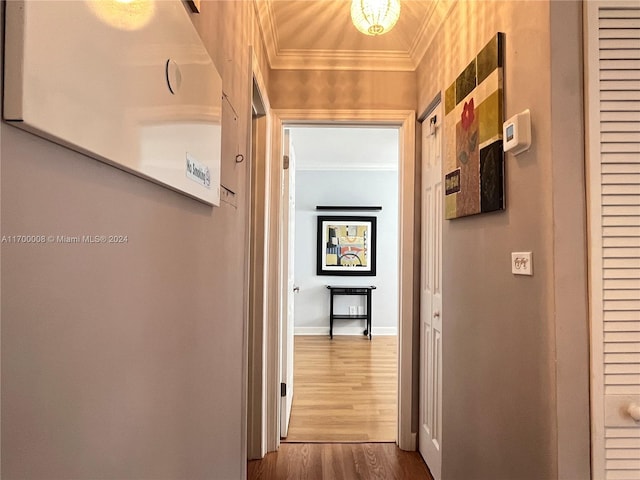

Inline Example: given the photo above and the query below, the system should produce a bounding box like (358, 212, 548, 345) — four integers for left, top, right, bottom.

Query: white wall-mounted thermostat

(503, 109, 531, 155)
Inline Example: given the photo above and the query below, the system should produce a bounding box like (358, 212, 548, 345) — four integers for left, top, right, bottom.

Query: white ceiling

(289, 127, 399, 171)
(255, 0, 454, 71)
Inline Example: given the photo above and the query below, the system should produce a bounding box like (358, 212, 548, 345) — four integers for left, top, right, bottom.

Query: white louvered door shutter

(586, 2, 640, 479)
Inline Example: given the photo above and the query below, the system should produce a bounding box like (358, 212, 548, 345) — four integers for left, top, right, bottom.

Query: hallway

(247, 443, 433, 480)
(0, 0, 610, 478)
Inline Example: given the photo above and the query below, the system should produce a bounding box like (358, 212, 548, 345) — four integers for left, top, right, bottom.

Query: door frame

(279, 129, 295, 438)
(245, 48, 271, 461)
(418, 100, 443, 479)
(585, 3, 605, 474)
(265, 108, 417, 451)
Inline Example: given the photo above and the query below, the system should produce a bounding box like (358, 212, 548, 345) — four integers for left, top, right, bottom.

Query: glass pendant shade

(351, 0, 401, 36)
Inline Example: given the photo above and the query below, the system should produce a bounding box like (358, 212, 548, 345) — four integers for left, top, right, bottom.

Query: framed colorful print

(317, 216, 377, 276)
(443, 32, 506, 219)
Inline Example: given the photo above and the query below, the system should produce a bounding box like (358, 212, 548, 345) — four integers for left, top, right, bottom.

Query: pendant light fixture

(350, 0, 401, 36)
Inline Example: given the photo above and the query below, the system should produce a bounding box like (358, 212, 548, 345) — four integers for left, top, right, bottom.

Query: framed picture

(317, 216, 377, 276)
(443, 32, 505, 219)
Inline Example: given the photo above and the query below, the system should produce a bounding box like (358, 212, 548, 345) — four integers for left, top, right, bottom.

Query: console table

(326, 285, 376, 340)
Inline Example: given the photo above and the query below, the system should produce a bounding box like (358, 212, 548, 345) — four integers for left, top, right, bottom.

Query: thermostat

(503, 109, 531, 155)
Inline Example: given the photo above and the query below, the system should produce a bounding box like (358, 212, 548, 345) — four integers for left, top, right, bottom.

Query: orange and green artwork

(444, 33, 505, 219)
(317, 216, 377, 276)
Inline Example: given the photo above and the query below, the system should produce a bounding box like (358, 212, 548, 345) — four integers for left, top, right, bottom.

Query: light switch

(512, 252, 533, 276)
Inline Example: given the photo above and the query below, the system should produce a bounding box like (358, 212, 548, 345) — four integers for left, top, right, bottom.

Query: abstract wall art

(444, 33, 505, 219)
(317, 216, 377, 276)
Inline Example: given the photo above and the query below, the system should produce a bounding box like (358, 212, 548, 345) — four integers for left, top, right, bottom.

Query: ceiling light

(351, 0, 401, 36)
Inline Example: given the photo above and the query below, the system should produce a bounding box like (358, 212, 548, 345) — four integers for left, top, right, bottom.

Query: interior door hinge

(283, 155, 289, 170)
(429, 115, 437, 135)
(281, 382, 287, 397)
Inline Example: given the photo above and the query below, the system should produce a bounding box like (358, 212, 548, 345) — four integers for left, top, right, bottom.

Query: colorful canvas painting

(317, 216, 377, 276)
(444, 33, 505, 219)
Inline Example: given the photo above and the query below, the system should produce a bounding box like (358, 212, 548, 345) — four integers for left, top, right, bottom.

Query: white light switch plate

(512, 252, 533, 275)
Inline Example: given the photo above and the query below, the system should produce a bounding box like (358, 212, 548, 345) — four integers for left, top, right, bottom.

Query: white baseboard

(294, 326, 397, 336)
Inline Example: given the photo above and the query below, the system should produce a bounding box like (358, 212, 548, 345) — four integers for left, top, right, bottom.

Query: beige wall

(269, 69, 416, 110)
(0, 1, 267, 478)
(416, 1, 589, 479)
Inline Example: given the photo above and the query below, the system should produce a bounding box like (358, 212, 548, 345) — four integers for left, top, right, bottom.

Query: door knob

(433, 311, 440, 318)
(628, 403, 640, 422)
(293, 286, 300, 293)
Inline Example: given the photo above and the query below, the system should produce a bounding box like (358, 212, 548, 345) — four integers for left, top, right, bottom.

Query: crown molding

(407, 0, 438, 63)
(410, 0, 457, 67)
(255, 0, 455, 72)
(254, 0, 279, 69)
(270, 48, 415, 71)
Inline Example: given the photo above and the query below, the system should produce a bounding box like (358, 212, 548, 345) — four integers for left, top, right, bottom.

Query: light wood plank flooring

(283, 335, 397, 443)
(247, 443, 434, 480)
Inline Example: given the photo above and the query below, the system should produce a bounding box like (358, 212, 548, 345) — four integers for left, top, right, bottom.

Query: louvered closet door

(586, 3, 640, 479)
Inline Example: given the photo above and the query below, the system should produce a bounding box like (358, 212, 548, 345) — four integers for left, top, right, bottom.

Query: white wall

(293, 169, 399, 336)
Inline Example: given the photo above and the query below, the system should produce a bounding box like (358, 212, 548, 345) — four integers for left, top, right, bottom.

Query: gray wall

(1, 2, 267, 478)
(2, 127, 246, 479)
(294, 169, 399, 335)
(416, 1, 590, 479)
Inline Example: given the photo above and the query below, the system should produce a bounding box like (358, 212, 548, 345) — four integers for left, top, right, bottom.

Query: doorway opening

(250, 108, 416, 455)
(281, 125, 400, 443)
(245, 59, 271, 462)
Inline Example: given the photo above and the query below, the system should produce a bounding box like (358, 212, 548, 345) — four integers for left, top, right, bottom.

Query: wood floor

(247, 443, 434, 480)
(284, 335, 397, 443)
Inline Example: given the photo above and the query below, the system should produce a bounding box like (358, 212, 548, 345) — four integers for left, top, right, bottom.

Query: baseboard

(294, 326, 397, 336)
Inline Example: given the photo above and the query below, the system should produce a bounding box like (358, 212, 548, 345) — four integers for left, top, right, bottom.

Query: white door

(419, 104, 443, 479)
(585, 3, 640, 478)
(280, 129, 296, 438)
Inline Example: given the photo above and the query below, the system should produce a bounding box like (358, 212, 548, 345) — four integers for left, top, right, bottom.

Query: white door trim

(279, 129, 295, 438)
(418, 101, 443, 479)
(585, 3, 605, 473)
(265, 108, 417, 451)
(245, 48, 273, 460)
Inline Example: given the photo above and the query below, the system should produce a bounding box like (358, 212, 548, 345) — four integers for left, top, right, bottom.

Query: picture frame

(317, 215, 377, 276)
(443, 32, 506, 219)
